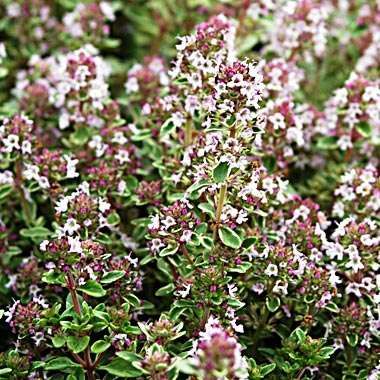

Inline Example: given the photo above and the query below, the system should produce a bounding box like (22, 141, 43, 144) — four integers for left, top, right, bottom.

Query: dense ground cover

(1, 1, 380, 379)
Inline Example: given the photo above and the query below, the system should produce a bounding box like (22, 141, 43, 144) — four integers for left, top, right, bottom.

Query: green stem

(213, 184, 227, 240)
(15, 158, 32, 225)
(251, 306, 270, 352)
(65, 273, 95, 380)
(184, 117, 192, 148)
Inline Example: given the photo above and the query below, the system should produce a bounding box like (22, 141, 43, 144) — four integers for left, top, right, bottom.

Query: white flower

(59, 113, 70, 130)
(98, 198, 111, 213)
(39, 240, 49, 251)
(3, 134, 20, 152)
(63, 217, 81, 235)
(125, 77, 139, 93)
(180, 230, 192, 243)
(273, 280, 288, 295)
(148, 214, 160, 230)
(151, 238, 165, 252)
(346, 255, 364, 273)
(162, 216, 176, 230)
(264, 263, 278, 277)
(68, 236, 83, 253)
(55, 197, 69, 213)
(115, 150, 131, 165)
(32, 331, 46, 347)
(64, 154, 79, 178)
(227, 283, 238, 298)
(178, 284, 192, 298)
(21, 140, 32, 154)
(23, 164, 40, 181)
(361, 234, 375, 246)
(33, 295, 49, 309)
(38, 176, 50, 189)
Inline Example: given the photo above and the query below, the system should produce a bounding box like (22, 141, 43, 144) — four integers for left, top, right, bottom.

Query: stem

(179, 243, 194, 266)
(92, 332, 116, 368)
(199, 304, 211, 331)
(251, 306, 270, 352)
(345, 344, 353, 368)
(230, 123, 236, 139)
(295, 366, 307, 380)
(185, 117, 192, 147)
(65, 272, 95, 380)
(168, 260, 179, 281)
(66, 272, 82, 315)
(213, 184, 227, 240)
(72, 352, 87, 367)
(15, 158, 32, 225)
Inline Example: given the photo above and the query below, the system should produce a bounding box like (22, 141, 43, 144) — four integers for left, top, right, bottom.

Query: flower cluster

(189, 315, 248, 380)
(62, 2, 115, 46)
(321, 72, 380, 153)
(3, 3, 380, 380)
(147, 199, 199, 255)
(266, 0, 329, 60)
(125, 56, 169, 106)
(332, 164, 380, 219)
(0, 114, 35, 158)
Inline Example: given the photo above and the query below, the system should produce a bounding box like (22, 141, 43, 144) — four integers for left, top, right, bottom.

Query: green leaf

(99, 357, 143, 377)
(52, 335, 66, 348)
(124, 294, 141, 308)
(253, 209, 268, 217)
(116, 351, 144, 362)
(107, 211, 121, 226)
(176, 358, 197, 375)
(228, 262, 252, 273)
(320, 347, 335, 358)
(159, 119, 176, 139)
(41, 271, 65, 285)
(212, 161, 230, 183)
(0, 67, 8, 79)
(263, 156, 277, 174)
(159, 244, 179, 257)
(91, 340, 111, 354)
(227, 298, 245, 309)
(0, 184, 13, 200)
(126, 175, 138, 191)
(242, 237, 258, 249)
(101, 270, 126, 284)
(266, 296, 280, 312)
(346, 334, 358, 347)
(325, 302, 339, 313)
(67, 367, 85, 380)
(94, 232, 112, 245)
(0, 368, 12, 375)
(20, 227, 52, 238)
(260, 363, 276, 376)
(32, 361, 46, 369)
(356, 121, 372, 138)
(317, 136, 338, 150)
(67, 335, 90, 354)
(155, 283, 176, 296)
(218, 226, 241, 249)
(198, 203, 215, 217)
(72, 125, 91, 145)
(45, 357, 81, 371)
(187, 179, 212, 195)
(294, 328, 306, 343)
(78, 280, 106, 297)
